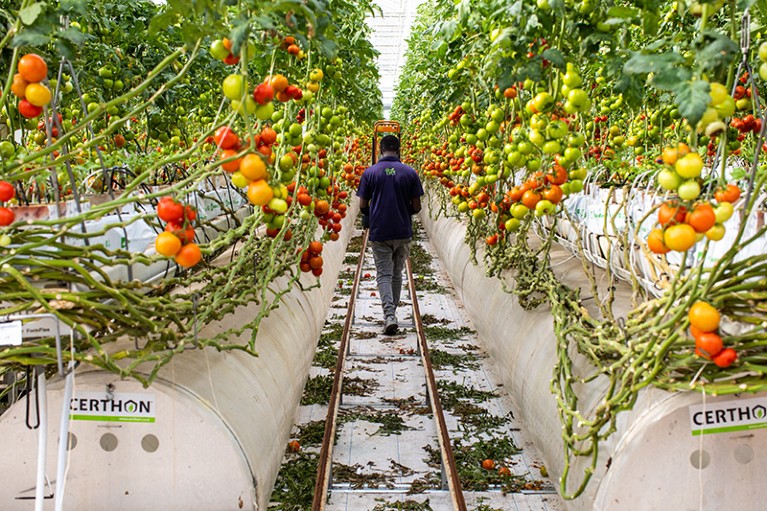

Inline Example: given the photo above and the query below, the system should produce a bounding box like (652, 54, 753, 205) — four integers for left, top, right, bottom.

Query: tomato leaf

(624, 51, 685, 75)
(642, 10, 660, 36)
(228, 18, 250, 54)
(57, 26, 88, 46)
(652, 67, 692, 90)
(541, 48, 566, 71)
(694, 31, 739, 72)
(19, 2, 44, 26)
(11, 30, 51, 48)
(614, 73, 644, 107)
(738, 0, 758, 9)
(607, 6, 639, 18)
(148, 11, 179, 36)
(673, 80, 710, 127)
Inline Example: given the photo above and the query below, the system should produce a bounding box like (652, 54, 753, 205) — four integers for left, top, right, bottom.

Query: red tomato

(18, 99, 42, 119)
(213, 126, 239, 150)
(712, 347, 737, 368)
(253, 82, 274, 105)
(0, 207, 15, 226)
(157, 198, 184, 223)
(0, 181, 15, 202)
(165, 222, 195, 244)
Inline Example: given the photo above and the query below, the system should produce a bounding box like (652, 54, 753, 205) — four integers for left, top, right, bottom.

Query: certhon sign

(689, 396, 767, 436)
(70, 391, 156, 423)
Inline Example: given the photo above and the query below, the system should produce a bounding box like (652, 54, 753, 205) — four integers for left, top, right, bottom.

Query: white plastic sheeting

(420, 196, 767, 511)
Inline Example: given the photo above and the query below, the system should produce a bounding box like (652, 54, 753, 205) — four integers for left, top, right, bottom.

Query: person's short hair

(380, 135, 400, 154)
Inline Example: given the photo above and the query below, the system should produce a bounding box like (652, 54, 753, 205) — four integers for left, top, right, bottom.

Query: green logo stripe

(70, 414, 154, 423)
(692, 421, 767, 436)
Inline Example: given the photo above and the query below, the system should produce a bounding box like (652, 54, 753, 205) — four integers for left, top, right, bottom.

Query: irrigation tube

(55, 361, 75, 511)
(34, 369, 47, 511)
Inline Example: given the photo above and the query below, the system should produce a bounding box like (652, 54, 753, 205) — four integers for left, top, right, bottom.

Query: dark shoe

(384, 317, 398, 335)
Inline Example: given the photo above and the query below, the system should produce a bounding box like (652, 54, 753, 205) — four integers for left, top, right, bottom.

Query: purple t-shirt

(356, 156, 424, 242)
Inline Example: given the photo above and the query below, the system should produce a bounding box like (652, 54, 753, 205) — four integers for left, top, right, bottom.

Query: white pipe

(35, 370, 47, 511)
(54, 363, 75, 511)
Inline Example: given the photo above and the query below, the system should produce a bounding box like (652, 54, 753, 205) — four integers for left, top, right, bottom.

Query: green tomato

(0, 140, 15, 159)
(705, 223, 726, 241)
(567, 132, 586, 147)
(714, 201, 734, 223)
(542, 140, 561, 155)
(210, 40, 229, 60)
(232, 170, 248, 188)
(279, 154, 295, 171)
(677, 180, 701, 201)
(255, 101, 275, 121)
(527, 158, 541, 171)
(562, 71, 582, 88)
(528, 130, 545, 147)
(535, 199, 556, 217)
(657, 168, 682, 191)
(511, 203, 529, 220)
(289, 123, 303, 137)
(568, 167, 587, 180)
(532, 92, 554, 112)
(222, 74, 246, 101)
(759, 41, 767, 62)
(0, 233, 11, 247)
(505, 217, 521, 232)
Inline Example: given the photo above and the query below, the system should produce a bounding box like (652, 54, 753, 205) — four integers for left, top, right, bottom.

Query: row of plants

(0, 1, 382, 385)
(392, 0, 767, 500)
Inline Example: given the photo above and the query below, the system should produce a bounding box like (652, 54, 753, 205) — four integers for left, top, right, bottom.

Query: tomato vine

(394, 0, 767, 499)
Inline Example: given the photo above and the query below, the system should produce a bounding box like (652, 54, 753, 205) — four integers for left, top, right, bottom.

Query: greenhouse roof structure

(366, 0, 427, 118)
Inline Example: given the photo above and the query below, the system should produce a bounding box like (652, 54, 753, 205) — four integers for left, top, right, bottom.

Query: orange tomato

(239, 153, 268, 181)
(521, 189, 541, 209)
(663, 223, 696, 251)
(688, 301, 720, 332)
(18, 54, 47, 83)
(647, 228, 670, 254)
(658, 201, 687, 227)
(542, 184, 563, 204)
(247, 179, 274, 206)
(174, 242, 202, 268)
(220, 149, 242, 173)
(10, 73, 28, 98)
(314, 199, 330, 215)
(686, 203, 716, 233)
(714, 183, 741, 203)
(155, 231, 182, 256)
(695, 332, 723, 360)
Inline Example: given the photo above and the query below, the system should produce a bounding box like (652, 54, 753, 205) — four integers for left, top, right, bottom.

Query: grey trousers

(370, 238, 411, 320)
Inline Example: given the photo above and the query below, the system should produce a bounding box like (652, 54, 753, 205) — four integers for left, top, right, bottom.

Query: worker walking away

(357, 134, 424, 335)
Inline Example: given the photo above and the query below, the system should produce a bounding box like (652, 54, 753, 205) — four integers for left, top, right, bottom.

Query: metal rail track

(311, 231, 467, 511)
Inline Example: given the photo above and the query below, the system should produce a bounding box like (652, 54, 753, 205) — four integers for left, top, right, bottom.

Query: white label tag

(0, 320, 23, 346)
(690, 396, 767, 436)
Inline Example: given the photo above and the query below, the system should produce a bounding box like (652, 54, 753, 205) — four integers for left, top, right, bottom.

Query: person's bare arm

(360, 197, 370, 214)
(411, 196, 421, 215)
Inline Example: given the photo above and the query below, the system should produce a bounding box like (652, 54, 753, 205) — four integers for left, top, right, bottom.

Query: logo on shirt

(385, 167, 396, 176)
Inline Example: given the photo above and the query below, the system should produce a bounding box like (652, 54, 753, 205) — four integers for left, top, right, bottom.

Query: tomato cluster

(154, 197, 201, 268)
(688, 301, 737, 368)
(0, 181, 16, 228)
(648, 168, 740, 254)
(299, 240, 324, 276)
(11, 54, 51, 119)
(209, 37, 245, 66)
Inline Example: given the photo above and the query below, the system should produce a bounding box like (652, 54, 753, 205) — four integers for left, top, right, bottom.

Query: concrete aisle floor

(270, 223, 564, 511)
